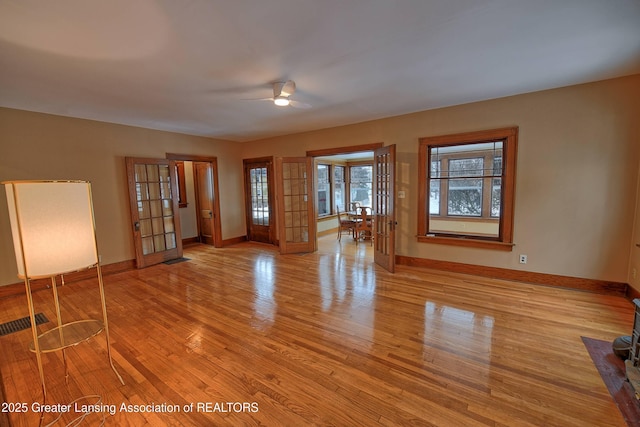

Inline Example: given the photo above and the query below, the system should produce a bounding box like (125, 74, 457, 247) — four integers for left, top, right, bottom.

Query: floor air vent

(0, 313, 49, 336)
(163, 257, 190, 265)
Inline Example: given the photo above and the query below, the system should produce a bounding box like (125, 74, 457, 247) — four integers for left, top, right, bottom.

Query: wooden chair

(336, 206, 356, 241)
(354, 206, 374, 246)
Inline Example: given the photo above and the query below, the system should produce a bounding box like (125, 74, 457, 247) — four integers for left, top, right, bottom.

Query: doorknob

(134, 221, 140, 231)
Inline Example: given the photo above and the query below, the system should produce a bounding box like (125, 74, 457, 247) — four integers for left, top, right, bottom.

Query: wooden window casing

(418, 127, 518, 251)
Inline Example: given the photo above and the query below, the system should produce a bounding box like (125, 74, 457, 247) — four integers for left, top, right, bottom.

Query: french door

(276, 157, 316, 254)
(373, 145, 396, 272)
(244, 158, 275, 244)
(125, 157, 183, 268)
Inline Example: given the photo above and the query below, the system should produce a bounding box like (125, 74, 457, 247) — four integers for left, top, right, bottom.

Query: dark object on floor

(163, 257, 191, 265)
(582, 336, 640, 427)
(0, 313, 49, 336)
(614, 336, 633, 359)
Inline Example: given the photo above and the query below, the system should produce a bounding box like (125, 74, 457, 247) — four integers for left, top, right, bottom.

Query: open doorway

(314, 153, 373, 236)
(315, 153, 376, 262)
(307, 143, 397, 272)
(167, 154, 222, 247)
(307, 143, 383, 259)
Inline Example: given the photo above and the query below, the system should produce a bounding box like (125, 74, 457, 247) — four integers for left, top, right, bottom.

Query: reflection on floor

(0, 235, 633, 426)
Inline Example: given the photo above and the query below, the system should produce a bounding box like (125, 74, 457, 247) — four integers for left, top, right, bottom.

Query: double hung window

(334, 166, 346, 212)
(317, 164, 331, 216)
(350, 165, 373, 208)
(316, 162, 373, 217)
(418, 127, 517, 250)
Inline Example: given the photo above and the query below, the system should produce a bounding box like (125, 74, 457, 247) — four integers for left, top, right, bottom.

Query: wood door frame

(193, 161, 215, 245)
(166, 153, 223, 248)
(306, 142, 384, 243)
(307, 142, 396, 271)
(306, 142, 384, 158)
(243, 156, 276, 245)
(307, 143, 384, 220)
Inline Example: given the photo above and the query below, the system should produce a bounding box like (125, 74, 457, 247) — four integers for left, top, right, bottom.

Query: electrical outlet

(633, 268, 638, 279)
(519, 254, 527, 264)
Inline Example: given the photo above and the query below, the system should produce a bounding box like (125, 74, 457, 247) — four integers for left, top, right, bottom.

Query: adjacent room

(1, 1, 640, 426)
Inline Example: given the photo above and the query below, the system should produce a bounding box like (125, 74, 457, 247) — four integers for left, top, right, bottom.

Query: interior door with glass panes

(125, 157, 183, 268)
(373, 145, 396, 272)
(244, 158, 274, 244)
(276, 157, 316, 254)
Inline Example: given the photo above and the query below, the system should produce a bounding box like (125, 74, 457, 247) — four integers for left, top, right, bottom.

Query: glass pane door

(276, 157, 316, 254)
(244, 159, 274, 244)
(374, 145, 396, 272)
(126, 157, 183, 268)
(135, 163, 177, 255)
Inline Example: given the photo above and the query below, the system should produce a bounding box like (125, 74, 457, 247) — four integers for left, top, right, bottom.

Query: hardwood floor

(0, 236, 634, 426)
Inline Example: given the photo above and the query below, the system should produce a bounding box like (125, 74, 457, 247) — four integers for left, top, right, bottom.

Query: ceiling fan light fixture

(274, 95, 290, 107)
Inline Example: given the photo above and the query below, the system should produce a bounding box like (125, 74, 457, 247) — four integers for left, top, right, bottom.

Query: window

(249, 166, 269, 225)
(429, 160, 441, 215)
(334, 165, 345, 213)
(313, 160, 374, 217)
(447, 157, 484, 216)
(317, 164, 331, 216)
(350, 165, 373, 208)
(418, 127, 518, 250)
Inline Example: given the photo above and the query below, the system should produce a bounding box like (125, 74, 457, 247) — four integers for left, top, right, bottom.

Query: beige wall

(2, 75, 638, 288)
(243, 75, 640, 284)
(0, 108, 246, 286)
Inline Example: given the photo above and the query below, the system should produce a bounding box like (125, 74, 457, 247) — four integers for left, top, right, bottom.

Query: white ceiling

(1, 1, 639, 142)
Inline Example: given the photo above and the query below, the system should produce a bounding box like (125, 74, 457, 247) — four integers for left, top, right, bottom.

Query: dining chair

(336, 206, 356, 241)
(354, 206, 374, 245)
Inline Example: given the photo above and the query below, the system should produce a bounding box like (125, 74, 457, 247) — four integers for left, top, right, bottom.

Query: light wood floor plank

(0, 236, 633, 426)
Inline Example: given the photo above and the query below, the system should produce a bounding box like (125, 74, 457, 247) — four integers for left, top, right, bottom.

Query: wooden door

(244, 159, 274, 244)
(194, 162, 214, 245)
(125, 157, 183, 268)
(276, 157, 316, 254)
(373, 145, 396, 272)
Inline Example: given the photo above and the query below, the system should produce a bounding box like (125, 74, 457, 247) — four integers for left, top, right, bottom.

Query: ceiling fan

(260, 80, 311, 109)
